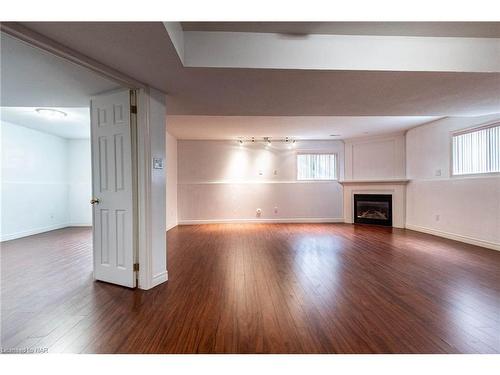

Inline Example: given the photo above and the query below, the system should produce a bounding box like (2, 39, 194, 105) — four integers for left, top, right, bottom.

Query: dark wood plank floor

(1, 224, 499, 353)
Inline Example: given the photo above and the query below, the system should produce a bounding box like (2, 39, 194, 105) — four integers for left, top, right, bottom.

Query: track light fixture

(234, 137, 298, 146)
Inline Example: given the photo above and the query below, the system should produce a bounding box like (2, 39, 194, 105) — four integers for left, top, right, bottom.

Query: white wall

(177, 140, 344, 223)
(184, 31, 500, 72)
(1, 121, 91, 241)
(67, 139, 92, 225)
(344, 132, 406, 180)
(166, 131, 178, 230)
(146, 88, 167, 285)
(406, 115, 500, 250)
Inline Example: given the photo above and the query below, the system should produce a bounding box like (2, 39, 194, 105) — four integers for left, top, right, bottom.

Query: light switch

(153, 157, 164, 169)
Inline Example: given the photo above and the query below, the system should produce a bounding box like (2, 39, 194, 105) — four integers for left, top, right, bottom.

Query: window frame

(450, 121, 500, 178)
(296, 151, 339, 181)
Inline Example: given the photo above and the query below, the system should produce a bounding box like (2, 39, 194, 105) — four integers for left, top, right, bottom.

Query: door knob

(90, 198, 100, 205)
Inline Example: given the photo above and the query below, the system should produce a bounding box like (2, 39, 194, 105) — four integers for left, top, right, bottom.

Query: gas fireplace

(353, 194, 392, 226)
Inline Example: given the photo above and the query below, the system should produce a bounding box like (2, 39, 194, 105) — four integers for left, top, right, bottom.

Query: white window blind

(452, 124, 500, 176)
(297, 154, 337, 180)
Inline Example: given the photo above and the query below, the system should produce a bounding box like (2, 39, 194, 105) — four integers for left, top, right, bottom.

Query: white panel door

(90, 90, 135, 288)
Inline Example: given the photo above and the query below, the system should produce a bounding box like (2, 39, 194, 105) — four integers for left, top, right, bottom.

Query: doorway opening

(1, 106, 93, 240)
(0, 30, 135, 318)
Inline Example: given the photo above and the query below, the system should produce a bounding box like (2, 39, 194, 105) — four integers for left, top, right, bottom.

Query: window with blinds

(452, 124, 500, 176)
(297, 153, 337, 180)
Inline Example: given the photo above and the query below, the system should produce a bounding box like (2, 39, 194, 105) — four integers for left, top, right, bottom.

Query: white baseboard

(405, 224, 500, 251)
(166, 223, 178, 231)
(178, 217, 345, 225)
(1, 223, 69, 242)
(68, 223, 92, 227)
(151, 270, 168, 288)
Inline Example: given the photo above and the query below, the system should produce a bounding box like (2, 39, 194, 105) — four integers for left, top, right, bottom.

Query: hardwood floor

(1, 224, 499, 353)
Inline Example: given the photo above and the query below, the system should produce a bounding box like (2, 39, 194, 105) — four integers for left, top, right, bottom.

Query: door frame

(136, 87, 155, 289)
(1, 22, 144, 89)
(2, 23, 164, 289)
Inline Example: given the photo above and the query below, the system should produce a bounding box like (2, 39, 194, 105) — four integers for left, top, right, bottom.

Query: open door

(90, 89, 136, 288)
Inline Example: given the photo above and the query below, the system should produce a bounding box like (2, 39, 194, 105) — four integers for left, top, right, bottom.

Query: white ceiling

(1, 107, 90, 139)
(0, 33, 119, 107)
(6, 22, 500, 141)
(181, 22, 500, 38)
(16, 22, 500, 116)
(167, 115, 443, 140)
(165, 69, 500, 117)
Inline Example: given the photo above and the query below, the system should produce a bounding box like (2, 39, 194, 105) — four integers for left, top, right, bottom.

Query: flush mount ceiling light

(329, 134, 341, 137)
(35, 108, 67, 119)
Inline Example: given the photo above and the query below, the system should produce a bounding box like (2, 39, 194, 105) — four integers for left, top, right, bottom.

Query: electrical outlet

(435, 214, 440, 222)
(258, 170, 263, 176)
(274, 170, 278, 175)
(435, 169, 442, 177)
(274, 207, 278, 214)
(256, 208, 262, 217)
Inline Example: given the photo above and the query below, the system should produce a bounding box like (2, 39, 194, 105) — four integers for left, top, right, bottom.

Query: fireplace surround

(353, 194, 393, 226)
(340, 179, 408, 228)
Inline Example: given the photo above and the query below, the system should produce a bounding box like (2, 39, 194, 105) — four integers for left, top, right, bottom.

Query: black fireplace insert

(353, 194, 392, 226)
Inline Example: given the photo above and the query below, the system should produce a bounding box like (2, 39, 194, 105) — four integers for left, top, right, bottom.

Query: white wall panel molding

(344, 133, 406, 181)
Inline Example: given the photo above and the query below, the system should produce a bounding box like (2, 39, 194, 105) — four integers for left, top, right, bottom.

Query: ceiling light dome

(35, 108, 67, 119)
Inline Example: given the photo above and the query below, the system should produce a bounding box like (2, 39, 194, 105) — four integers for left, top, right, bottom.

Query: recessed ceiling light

(35, 108, 67, 119)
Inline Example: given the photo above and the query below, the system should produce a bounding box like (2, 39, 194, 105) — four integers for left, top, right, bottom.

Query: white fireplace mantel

(339, 179, 409, 185)
(341, 179, 408, 228)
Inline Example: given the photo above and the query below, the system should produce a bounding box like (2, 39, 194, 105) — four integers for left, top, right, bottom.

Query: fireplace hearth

(353, 194, 392, 226)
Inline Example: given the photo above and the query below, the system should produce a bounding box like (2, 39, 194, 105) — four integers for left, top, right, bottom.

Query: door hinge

(130, 105, 137, 114)
(133, 263, 139, 272)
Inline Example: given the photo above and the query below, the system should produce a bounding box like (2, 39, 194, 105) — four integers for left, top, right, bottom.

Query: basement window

(297, 153, 337, 180)
(452, 123, 500, 176)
